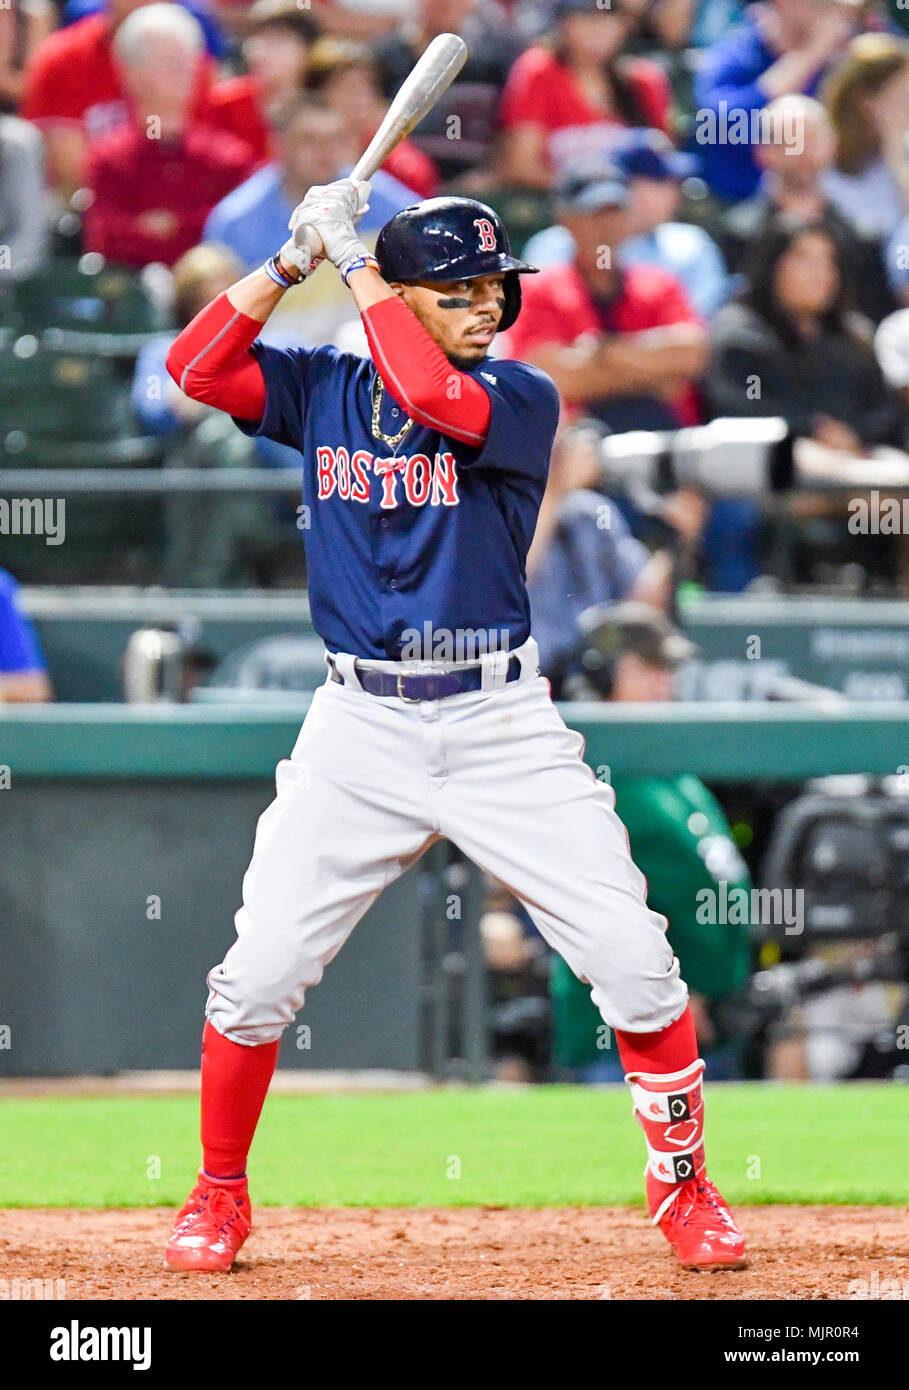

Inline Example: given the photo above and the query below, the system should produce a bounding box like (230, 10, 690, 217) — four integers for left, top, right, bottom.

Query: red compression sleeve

(200, 1020, 279, 1178)
(361, 296, 492, 448)
(614, 1003, 700, 1077)
(166, 291, 267, 421)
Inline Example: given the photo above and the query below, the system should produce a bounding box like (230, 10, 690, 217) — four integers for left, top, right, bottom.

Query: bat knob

(294, 223, 325, 267)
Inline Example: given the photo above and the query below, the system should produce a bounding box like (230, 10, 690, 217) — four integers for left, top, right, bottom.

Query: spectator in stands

(720, 94, 897, 325)
(525, 424, 678, 688)
(0, 113, 48, 278)
(500, 161, 708, 433)
(523, 132, 731, 319)
(822, 33, 909, 240)
(0, 0, 54, 112)
(306, 38, 439, 199)
(372, 0, 521, 184)
(0, 567, 52, 702)
(203, 93, 417, 272)
(23, 0, 219, 196)
(82, 5, 255, 268)
(707, 213, 902, 452)
(693, 0, 860, 202)
(206, 0, 321, 170)
(22, 0, 266, 195)
(496, 0, 672, 189)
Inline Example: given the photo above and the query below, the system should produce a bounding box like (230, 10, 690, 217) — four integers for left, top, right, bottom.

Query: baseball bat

(295, 32, 468, 264)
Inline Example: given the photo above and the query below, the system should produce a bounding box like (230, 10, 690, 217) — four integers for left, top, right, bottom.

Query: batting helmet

(375, 197, 538, 333)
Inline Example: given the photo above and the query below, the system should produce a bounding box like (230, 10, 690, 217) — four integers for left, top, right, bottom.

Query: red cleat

(650, 1172, 747, 1271)
(164, 1171, 251, 1273)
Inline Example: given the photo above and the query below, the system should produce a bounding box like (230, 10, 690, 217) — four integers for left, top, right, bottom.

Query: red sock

(200, 1020, 279, 1179)
(614, 1003, 699, 1077)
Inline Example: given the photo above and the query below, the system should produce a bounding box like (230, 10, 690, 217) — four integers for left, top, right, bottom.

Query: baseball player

(162, 180, 746, 1276)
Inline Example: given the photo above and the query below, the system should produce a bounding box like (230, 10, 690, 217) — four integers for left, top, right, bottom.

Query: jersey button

(379, 518, 389, 528)
(389, 579, 398, 589)
(391, 409, 400, 418)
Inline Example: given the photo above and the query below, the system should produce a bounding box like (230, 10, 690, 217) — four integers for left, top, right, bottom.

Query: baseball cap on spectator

(577, 600, 698, 675)
(246, 0, 320, 44)
(554, 157, 629, 213)
(613, 128, 699, 183)
(874, 308, 909, 388)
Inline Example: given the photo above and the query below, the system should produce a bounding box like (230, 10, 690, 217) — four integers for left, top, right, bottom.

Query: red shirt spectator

(498, 43, 671, 183)
(21, 4, 254, 191)
(83, 120, 254, 268)
(22, 9, 229, 181)
(503, 259, 703, 427)
(23, 12, 144, 144)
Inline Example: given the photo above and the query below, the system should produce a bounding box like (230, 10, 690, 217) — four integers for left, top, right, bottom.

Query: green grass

(0, 1084, 904, 1208)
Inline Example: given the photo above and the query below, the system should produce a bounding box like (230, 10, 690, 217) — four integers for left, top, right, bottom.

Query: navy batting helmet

(374, 197, 538, 333)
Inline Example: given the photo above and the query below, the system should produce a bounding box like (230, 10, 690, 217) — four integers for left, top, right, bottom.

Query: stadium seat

(11, 254, 167, 357)
(0, 337, 164, 467)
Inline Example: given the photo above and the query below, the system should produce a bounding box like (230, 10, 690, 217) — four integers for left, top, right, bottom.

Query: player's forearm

(226, 262, 297, 323)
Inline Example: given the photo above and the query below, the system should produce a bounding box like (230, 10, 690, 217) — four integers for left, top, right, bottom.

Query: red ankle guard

(625, 1059, 706, 1221)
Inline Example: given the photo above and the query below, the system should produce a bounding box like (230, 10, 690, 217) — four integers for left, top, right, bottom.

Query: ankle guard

(625, 1059, 706, 1221)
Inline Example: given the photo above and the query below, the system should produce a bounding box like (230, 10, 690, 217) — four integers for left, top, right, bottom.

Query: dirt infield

(1, 1206, 906, 1300)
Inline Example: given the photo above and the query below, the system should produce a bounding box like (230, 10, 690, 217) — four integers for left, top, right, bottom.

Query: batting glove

(281, 178, 371, 278)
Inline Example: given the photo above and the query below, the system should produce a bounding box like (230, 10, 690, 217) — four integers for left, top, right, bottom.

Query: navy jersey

(235, 343, 560, 660)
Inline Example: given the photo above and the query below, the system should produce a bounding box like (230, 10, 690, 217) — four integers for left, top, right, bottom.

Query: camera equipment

(570, 416, 796, 500)
(715, 778, 909, 1075)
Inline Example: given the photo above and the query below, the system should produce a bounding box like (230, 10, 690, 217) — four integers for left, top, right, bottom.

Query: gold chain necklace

(371, 376, 415, 450)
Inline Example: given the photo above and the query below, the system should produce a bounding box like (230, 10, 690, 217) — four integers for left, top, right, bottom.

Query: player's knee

(206, 952, 321, 1041)
(584, 951, 688, 1034)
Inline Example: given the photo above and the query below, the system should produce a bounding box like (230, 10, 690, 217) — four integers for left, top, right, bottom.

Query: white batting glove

(289, 177, 371, 236)
(284, 178, 374, 281)
(281, 178, 371, 277)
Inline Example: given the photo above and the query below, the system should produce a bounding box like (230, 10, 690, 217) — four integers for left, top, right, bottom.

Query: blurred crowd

(3, 0, 909, 610)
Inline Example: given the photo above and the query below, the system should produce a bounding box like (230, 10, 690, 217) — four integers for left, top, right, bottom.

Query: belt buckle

(397, 671, 421, 703)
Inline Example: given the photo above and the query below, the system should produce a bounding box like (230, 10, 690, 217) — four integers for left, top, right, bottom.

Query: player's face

(393, 274, 507, 361)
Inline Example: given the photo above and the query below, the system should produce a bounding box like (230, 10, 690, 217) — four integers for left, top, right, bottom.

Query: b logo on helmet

(473, 218, 497, 252)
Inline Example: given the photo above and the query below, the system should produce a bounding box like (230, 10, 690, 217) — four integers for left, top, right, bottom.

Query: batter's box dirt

(0, 1207, 906, 1300)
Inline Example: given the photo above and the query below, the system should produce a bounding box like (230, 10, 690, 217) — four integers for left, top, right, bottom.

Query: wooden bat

(295, 32, 468, 262)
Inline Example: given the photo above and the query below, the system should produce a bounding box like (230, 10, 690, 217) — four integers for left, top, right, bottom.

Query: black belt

(329, 654, 523, 701)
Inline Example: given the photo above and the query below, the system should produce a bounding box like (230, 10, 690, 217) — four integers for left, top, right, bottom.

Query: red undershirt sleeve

(361, 296, 492, 448)
(165, 292, 267, 421)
